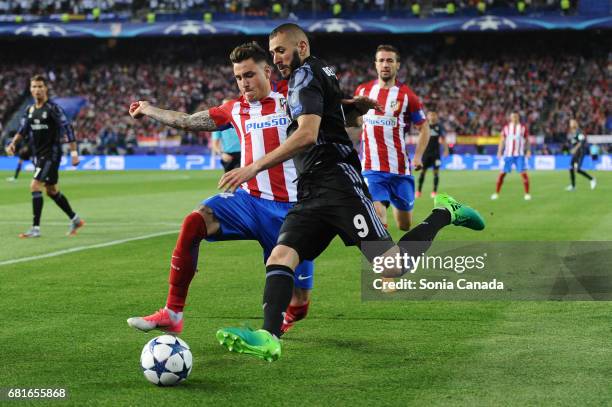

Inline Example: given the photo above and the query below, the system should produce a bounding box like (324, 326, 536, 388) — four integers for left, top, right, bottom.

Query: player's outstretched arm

(129, 101, 218, 132)
(218, 114, 320, 193)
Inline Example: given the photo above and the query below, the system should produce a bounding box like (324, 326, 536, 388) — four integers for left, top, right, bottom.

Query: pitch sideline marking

(0, 221, 180, 226)
(0, 230, 177, 267)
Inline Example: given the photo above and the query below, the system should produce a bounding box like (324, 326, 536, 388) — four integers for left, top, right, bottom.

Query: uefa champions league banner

(0, 16, 610, 38)
(0, 155, 217, 171)
(0, 154, 611, 171)
(442, 154, 612, 171)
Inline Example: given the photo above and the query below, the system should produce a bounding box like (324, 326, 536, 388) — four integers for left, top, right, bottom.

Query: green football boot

(216, 327, 281, 362)
(434, 193, 485, 231)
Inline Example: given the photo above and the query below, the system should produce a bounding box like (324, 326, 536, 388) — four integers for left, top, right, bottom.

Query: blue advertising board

(1, 155, 611, 171)
(0, 16, 610, 38)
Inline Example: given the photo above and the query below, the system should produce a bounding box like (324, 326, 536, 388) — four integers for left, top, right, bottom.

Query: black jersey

(424, 123, 445, 157)
(17, 100, 75, 160)
(286, 56, 354, 176)
(570, 130, 587, 156)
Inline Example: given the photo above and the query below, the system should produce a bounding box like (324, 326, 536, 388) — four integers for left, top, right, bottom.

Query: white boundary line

(0, 230, 178, 267)
(0, 221, 180, 226)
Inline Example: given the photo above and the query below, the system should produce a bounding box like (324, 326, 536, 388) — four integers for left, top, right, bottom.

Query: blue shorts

(202, 188, 314, 289)
(362, 170, 415, 211)
(503, 156, 527, 173)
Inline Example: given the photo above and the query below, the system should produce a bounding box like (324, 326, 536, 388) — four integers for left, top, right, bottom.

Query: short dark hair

(229, 41, 269, 65)
(269, 23, 308, 41)
(375, 45, 401, 61)
(30, 74, 47, 85)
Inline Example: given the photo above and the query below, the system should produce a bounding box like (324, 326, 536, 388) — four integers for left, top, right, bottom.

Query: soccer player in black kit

(5, 75, 84, 238)
(216, 24, 485, 361)
(417, 111, 448, 198)
(566, 119, 596, 191)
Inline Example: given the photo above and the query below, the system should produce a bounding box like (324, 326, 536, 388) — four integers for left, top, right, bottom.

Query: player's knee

(194, 205, 219, 236)
(44, 185, 57, 196)
(30, 180, 42, 192)
(267, 245, 300, 270)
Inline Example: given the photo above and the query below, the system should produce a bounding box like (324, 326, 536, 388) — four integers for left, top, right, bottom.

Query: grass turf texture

(1, 169, 611, 406)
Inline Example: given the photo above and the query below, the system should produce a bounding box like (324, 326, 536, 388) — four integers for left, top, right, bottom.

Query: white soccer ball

(140, 335, 193, 386)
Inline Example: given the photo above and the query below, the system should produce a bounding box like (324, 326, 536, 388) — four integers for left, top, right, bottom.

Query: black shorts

(422, 154, 441, 170)
(277, 162, 393, 262)
(571, 153, 584, 170)
(33, 156, 60, 185)
(221, 152, 241, 173)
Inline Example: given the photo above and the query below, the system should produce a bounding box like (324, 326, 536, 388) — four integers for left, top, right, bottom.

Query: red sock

(383, 224, 388, 229)
(166, 212, 207, 313)
(521, 172, 530, 194)
(495, 173, 506, 193)
(285, 302, 310, 323)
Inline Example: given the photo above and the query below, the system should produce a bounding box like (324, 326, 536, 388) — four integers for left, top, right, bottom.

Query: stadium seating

(0, 0, 572, 18)
(0, 38, 608, 154)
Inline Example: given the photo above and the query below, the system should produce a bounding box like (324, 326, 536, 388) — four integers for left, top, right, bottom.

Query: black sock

(577, 169, 593, 181)
(433, 173, 439, 192)
(569, 169, 576, 187)
(50, 192, 76, 219)
(399, 209, 451, 254)
(32, 191, 43, 227)
(262, 264, 294, 337)
(14, 162, 22, 179)
(417, 171, 425, 193)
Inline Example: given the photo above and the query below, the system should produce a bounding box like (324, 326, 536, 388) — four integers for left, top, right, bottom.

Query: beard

(290, 49, 301, 72)
(379, 71, 394, 82)
(279, 49, 303, 79)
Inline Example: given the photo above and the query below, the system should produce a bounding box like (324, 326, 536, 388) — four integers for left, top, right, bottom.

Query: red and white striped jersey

(354, 80, 426, 175)
(209, 84, 297, 202)
(501, 122, 529, 157)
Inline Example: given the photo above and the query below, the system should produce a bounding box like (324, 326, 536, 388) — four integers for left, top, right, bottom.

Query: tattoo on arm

(182, 110, 218, 131)
(147, 107, 218, 132)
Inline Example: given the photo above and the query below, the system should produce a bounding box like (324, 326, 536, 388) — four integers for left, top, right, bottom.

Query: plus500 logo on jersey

(245, 113, 289, 132)
(363, 115, 398, 128)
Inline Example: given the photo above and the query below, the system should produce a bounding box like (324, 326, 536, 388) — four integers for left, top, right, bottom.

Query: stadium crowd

(336, 52, 609, 138)
(0, 40, 609, 154)
(0, 0, 564, 16)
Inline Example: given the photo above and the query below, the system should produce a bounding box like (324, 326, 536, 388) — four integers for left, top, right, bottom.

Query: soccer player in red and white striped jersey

(126, 42, 313, 335)
(354, 45, 430, 232)
(208, 82, 297, 202)
(353, 45, 430, 293)
(491, 112, 532, 201)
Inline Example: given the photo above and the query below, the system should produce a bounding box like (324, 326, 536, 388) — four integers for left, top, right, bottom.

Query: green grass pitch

(1, 169, 611, 406)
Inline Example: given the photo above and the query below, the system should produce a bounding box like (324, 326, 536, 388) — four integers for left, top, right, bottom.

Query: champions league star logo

(15, 23, 67, 37)
(163, 20, 217, 35)
(308, 19, 363, 33)
(461, 16, 517, 31)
